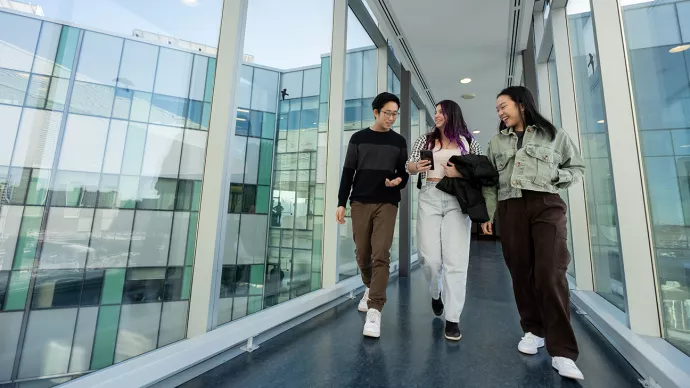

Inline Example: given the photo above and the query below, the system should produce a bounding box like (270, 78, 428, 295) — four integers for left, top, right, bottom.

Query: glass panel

(0, 12, 40, 72)
(339, 15, 378, 279)
(68, 307, 98, 373)
(118, 40, 158, 93)
(216, 0, 332, 326)
(567, 1, 626, 310)
(230, 135, 248, 184)
(76, 31, 123, 86)
(18, 309, 78, 379)
(90, 305, 120, 370)
(620, 0, 690, 355)
(302, 68, 321, 97)
(251, 68, 279, 113)
(244, 138, 261, 185)
(114, 303, 161, 363)
(154, 48, 193, 99)
(158, 301, 188, 347)
(238, 65, 253, 109)
(281, 71, 303, 100)
(32, 22, 62, 76)
(39, 208, 94, 270)
(547, 48, 574, 277)
(60, 115, 109, 173)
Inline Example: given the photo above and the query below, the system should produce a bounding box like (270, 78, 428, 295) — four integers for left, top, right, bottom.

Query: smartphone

(420, 150, 434, 170)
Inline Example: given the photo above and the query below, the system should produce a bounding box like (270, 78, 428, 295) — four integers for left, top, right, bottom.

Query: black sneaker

(432, 296, 444, 316)
(445, 321, 462, 341)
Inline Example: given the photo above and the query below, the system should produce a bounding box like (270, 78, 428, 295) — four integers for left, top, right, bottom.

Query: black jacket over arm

(435, 154, 498, 223)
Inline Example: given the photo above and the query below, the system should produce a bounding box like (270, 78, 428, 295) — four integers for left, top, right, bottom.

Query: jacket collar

(500, 125, 536, 135)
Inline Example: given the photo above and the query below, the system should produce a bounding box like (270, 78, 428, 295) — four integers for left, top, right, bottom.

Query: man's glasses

(381, 110, 399, 119)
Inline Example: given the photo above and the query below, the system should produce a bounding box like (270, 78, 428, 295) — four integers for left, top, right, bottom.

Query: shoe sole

(363, 330, 380, 338)
(444, 333, 462, 341)
(552, 366, 584, 380)
(518, 343, 544, 355)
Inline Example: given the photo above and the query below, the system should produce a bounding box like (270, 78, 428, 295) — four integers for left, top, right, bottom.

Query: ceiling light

(236, 118, 246, 122)
(460, 78, 472, 84)
(681, 145, 690, 148)
(472, 130, 481, 134)
(461, 94, 475, 100)
(182, 0, 199, 5)
(237, 108, 249, 113)
(669, 44, 690, 54)
(597, 120, 605, 124)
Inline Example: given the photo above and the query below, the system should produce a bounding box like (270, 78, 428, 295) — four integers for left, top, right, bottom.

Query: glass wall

(338, 8, 378, 281)
(0, 1, 222, 384)
(216, 0, 333, 325)
(619, 0, 690, 355)
(567, 0, 626, 310)
(547, 48, 575, 278)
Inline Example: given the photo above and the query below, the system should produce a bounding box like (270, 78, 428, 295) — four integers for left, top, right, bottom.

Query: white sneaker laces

(367, 310, 379, 323)
(521, 333, 537, 343)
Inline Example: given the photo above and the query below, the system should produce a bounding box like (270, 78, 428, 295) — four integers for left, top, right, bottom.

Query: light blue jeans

(417, 182, 472, 323)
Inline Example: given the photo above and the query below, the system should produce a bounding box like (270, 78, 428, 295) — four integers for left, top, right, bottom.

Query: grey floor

(181, 240, 641, 388)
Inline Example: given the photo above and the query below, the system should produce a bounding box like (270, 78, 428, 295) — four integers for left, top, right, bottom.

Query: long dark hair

(497, 86, 557, 141)
(425, 100, 473, 153)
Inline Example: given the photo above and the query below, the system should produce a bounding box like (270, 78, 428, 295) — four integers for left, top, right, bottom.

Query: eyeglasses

(380, 110, 399, 119)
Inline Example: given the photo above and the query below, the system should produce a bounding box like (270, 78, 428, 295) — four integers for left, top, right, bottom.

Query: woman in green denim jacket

(481, 86, 586, 381)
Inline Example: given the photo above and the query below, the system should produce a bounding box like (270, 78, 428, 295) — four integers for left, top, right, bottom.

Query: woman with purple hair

(406, 100, 482, 341)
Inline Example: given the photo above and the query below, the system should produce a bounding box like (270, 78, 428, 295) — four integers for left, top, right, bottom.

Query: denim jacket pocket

(494, 152, 513, 172)
(524, 145, 560, 188)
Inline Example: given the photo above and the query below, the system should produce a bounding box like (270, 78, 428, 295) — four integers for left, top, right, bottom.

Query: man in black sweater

(336, 92, 409, 338)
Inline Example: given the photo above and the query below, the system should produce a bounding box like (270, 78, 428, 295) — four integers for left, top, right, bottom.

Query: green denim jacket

(482, 126, 585, 222)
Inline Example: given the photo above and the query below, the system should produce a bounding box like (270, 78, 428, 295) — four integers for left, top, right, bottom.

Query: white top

(426, 137, 470, 180)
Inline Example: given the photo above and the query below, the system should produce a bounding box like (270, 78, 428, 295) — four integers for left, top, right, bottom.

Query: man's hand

(385, 177, 403, 187)
(336, 206, 346, 224)
(481, 222, 493, 235)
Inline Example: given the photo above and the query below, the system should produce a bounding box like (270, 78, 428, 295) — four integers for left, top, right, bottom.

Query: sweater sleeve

(338, 138, 358, 207)
(395, 141, 410, 189)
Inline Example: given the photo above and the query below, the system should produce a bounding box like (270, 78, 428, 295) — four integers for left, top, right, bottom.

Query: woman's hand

(408, 160, 432, 174)
(481, 222, 493, 235)
(444, 162, 463, 178)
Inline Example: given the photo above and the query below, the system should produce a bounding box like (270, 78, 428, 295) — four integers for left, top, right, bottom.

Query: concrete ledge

(571, 290, 690, 388)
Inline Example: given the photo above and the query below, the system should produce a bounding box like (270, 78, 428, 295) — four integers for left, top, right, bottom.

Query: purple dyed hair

(425, 100, 474, 153)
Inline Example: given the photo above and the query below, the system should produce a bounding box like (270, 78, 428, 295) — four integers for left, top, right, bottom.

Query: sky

(28, 0, 375, 70)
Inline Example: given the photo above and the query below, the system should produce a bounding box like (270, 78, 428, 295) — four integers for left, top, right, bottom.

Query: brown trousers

(350, 202, 398, 311)
(498, 191, 579, 360)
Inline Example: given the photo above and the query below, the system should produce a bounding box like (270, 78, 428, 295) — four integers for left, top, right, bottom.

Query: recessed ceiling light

(460, 78, 472, 84)
(472, 130, 481, 134)
(597, 120, 605, 124)
(669, 44, 690, 54)
(182, 0, 199, 6)
(461, 93, 475, 100)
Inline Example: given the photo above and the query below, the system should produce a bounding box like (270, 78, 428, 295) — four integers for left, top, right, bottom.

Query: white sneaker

(518, 332, 545, 355)
(358, 288, 370, 312)
(363, 309, 381, 338)
(552, 357, 584, 380)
